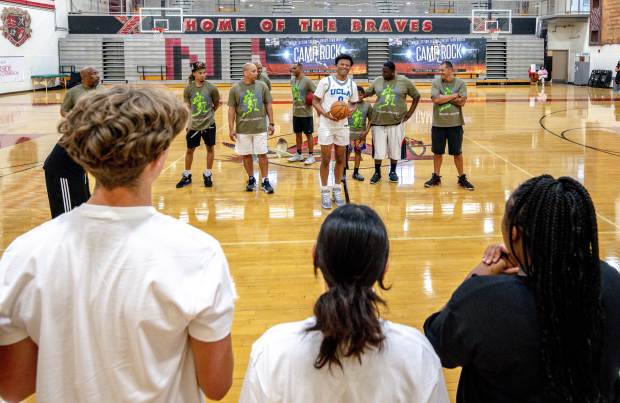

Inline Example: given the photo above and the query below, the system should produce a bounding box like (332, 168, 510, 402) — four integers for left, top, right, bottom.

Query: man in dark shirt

(43, 67, 99, 218)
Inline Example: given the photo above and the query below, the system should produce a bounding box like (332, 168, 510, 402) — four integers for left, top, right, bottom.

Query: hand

(268, 124, 275, 135)
(229, 131, 237, 141)
(482, 243, 508, 265)
(324, 111, 338, 121)
(402, 112, 413, 122)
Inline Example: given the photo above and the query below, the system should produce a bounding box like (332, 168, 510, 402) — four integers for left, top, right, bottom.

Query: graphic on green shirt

(241, 89, 259, 118)
(350, 109, 364, 129)
(438, 86, 454, 112)
(192, 93, 208, 116)
(292, 84, 302, 103)
(378, 85, 396, 109)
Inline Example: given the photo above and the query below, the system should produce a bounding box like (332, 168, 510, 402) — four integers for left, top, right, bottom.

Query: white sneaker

(288, 153, 305, 162)
(332, 187, 345, 207)
(321, 189, 332, 209)
(304, 155, 316, 165)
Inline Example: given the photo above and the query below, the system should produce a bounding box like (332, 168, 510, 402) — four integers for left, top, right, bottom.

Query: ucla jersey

(315, 75, 359, 128)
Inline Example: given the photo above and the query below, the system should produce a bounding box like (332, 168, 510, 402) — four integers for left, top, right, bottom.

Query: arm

(228, 106, 236, 141)
(451, 96, 467, 107)
(0, 337, 38, 402)
(312, 96, 336, 121)
(60, 92, 72, 117)
(404, 95, 420, 121)
(266, 102, 274, 135)
(432, 93, 459, 105)
(190, 334, 233, 401)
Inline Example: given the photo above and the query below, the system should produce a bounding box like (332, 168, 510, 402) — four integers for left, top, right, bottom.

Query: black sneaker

(389, 171, 399, 183)
(458, 174, 475, 191)
(370, 172, 381, 184)
(176, 174, 192, 188)
(246, 176, 256, 192)
(352, 172, 364, 181)
(261, 179, 274, 194)
(424, 173, 441, 188)
(203, 173, 212, 188)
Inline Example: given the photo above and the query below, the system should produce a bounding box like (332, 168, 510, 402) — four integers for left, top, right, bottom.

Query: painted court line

(464, 135, 620, 231)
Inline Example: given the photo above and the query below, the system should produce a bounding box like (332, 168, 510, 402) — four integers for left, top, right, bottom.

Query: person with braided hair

(424, 175, 620, 403)
(240, 204, 449, 403)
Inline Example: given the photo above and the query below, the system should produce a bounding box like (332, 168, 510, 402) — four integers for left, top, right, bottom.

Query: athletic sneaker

(321, 189, 332, 209)
(261, 179, 274, 194)
(203, 173, 212, 188)
(332, 187, 345, 207)
(288, 153, 305, 162)
(176, 174, 192, 188)
(304, 155, 316, 165)
(424, 173, 442, 188)
(246, 176, 256, 192)
(458, 174, 475, 191)
(370, 172, 381, 184)
(389, 171, 399, 183)
(352, 172, 364, 181)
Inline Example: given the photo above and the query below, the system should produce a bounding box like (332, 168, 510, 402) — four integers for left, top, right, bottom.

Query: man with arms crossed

(424, 61, 475, 190)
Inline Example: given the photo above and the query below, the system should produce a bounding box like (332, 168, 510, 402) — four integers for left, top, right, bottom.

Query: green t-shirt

(228, 81, 272, 134)
(61, 84, 97, 114)
(183, 81, 220, 130)
(366, 75, 420, 126)
(291, 75, 317, 117)
(348, 101, 373, 140)
(431, 77, 467, 127)
(258, 73, 272, 90)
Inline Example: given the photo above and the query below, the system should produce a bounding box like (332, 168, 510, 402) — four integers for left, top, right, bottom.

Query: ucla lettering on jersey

(330, 88, 352, 97)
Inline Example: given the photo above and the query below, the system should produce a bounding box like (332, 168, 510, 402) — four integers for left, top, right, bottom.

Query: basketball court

(1, 81, 619, 401)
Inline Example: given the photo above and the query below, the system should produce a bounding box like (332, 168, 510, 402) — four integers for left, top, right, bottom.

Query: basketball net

(489, 28, 499, 41)
(154, 27, 166, 41)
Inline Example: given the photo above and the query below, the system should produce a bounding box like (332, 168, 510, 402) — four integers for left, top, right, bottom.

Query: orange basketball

(329, 101, 349, 120)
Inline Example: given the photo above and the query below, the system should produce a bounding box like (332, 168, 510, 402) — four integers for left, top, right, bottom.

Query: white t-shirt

(0, 204, 237, 403)
(239, 318, 449, 403)
(314, 75, 359, 130)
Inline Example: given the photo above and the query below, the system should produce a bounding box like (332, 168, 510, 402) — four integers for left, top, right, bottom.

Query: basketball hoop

(153, 27, 166, 41)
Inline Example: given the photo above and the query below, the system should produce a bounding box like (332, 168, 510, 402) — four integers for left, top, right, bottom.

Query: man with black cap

(43, 66, 100, 218)
(176, 61, 221, 188)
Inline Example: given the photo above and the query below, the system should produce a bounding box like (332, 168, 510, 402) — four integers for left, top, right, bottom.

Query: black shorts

(431, 126, 463, 156)
(186, 125, 216, 149)
(43, 144, 90, 218)
(293, 116, 314, 135)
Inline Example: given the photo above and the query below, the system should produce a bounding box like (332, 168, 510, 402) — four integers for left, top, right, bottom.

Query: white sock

(183, 170, 191, 177)
(204, 169, 212, 177)
(321, 185, 331, 192)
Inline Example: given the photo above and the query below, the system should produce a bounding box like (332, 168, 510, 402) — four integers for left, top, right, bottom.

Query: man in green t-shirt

(44, 66, 100, 218)
(254, 61, 272, 91)
(365, 61, 420, 184)
(228, 62, 275, 194)
(288, 63, 317, 164)
(176, 61, 221, 189)
(425, 60, 475, 191)
(347, 86, 372, 181)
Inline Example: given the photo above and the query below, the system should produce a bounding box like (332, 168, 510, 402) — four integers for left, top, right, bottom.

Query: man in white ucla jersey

(312, 54, 359, 209)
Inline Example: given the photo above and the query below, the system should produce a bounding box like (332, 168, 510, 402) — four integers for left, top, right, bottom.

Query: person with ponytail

(424, 175, 620, 403)
(240, 204, 449, 403)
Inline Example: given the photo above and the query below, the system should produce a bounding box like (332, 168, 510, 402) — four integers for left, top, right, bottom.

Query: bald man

(254, 61, 272, 91)
(44, 67, 100, 218)
(228, 62, 275, 193)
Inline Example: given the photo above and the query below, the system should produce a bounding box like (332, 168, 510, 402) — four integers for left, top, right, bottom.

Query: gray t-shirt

(228, 81, 272, 134)
(348, 101, 373, 140)
(366, 75, 420, 126)
(431, 77, 467, 127)
(61, 84, 97, 114)
(258, 73, 272, 91)
(183, 81, 220, 130)
(291, 75, 317, 118)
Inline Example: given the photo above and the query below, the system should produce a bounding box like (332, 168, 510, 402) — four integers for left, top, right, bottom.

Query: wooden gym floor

(1, 83, 620, 402)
